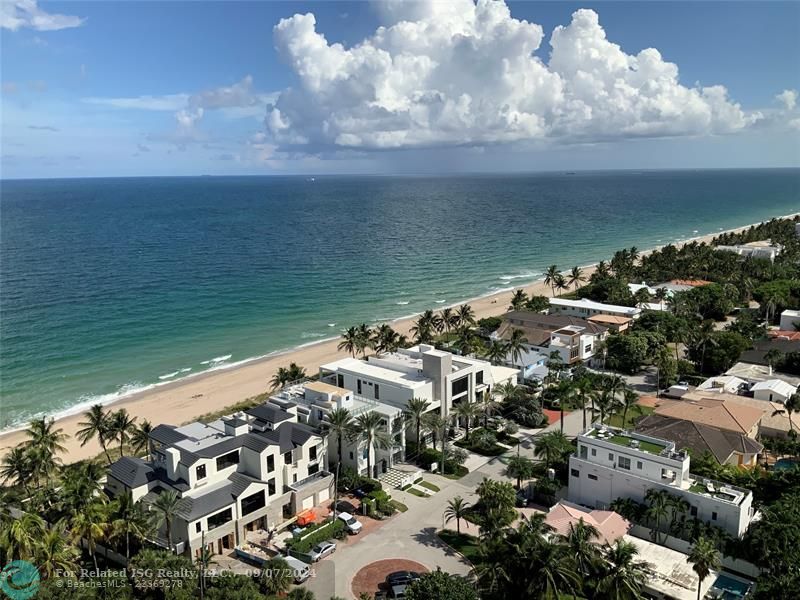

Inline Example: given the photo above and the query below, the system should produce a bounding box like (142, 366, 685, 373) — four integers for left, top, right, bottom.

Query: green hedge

(286, 519, 346, 554)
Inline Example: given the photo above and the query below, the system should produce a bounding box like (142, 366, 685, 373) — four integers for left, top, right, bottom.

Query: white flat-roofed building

(548, 297, 641, 320)
(568, 424, 755, 537)
(779, 309, 800, 331)
(751, 379, 797, 404)
(716, 241, 782, 262)
(697, 375, 750, 395)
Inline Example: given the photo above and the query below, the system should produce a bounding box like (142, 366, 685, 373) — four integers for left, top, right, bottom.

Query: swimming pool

(708, 573, 753, 599)
(774, 458, 800, 471)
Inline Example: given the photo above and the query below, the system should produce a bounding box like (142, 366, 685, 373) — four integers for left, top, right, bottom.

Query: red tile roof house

(545, 500, 632, 545)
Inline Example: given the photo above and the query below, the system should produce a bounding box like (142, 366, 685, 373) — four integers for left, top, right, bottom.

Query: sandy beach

(1, 217, 791, 464)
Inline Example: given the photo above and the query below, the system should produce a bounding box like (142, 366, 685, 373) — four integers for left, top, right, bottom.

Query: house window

(308, 463, 320, 475)
(570, 469, 579, 478)
(267, 478, 276, 496)
(207, 508, 233, 530)
(241, 490, 266, 516)
(293, 474, 297, 483)
(636, 461, 643, 470)
(195, 522, 202, 533)
(337, 374, 344, 388)
(588, 474, 598, 481)
(451, 376, 469, 397)
(712, 511, 718, 521)
(584, 344, 592, 354)
(579, 445, 588, 459)
(284, 451, 292, 465)
(357, 380, 362, 394)
(618, 457, 631, 470)
(196, 464, 207, 480)
(318, 410, 324, 421)
(476, 371, 484, 386)
(216, 450, 239, 471)
(591, 448, 597, 457)
(608, 453, 614, 461)
(349, 452, 354, 460)
(690, 506, 698, 517)
(267, 455, 275, 473)
(310, 446, 317, 461)
(375, 384, 380, 400)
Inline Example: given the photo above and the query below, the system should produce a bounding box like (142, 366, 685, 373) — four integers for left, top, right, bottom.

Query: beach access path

(0, 220, 775, 465)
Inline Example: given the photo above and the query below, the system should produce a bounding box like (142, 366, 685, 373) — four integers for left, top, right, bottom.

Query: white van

(337, 511, 363, 534)
(282, 555, 311, 583)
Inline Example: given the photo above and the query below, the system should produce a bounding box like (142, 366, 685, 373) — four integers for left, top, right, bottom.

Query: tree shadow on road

(410, 526, 473, 566)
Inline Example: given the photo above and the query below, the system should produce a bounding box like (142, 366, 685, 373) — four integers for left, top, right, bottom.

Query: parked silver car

(308, 540, 337, 562)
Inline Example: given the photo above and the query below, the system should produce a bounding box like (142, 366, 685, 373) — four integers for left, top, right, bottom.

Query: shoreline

(2, 213, 796, 463)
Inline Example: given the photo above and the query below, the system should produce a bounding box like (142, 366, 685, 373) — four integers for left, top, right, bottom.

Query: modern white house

(716, 241, 782, 262)
(105, 404, 331, 558)
(318, 345, 517, 475)
(568, 424, 755, 537)
(492, 312, 608, 368)
(751, 379, 797, 404)
(779, 309, 800, 331)
(697, 375, 750, 396)
(548, 297, 641, 320)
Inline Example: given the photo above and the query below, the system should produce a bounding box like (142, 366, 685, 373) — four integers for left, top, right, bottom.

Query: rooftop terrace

(585, 426, 668, 455)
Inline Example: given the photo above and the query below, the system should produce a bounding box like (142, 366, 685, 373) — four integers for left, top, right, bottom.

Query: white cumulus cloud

(777, 89, 798, 110)
(264, 2, 759, 152)
(1, 0, 85, 31)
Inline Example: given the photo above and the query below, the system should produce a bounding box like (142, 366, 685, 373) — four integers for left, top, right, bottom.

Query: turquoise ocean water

(1, 170, 798, 429)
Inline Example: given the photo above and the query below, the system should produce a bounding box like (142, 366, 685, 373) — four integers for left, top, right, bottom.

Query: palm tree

(322, 408, 353, 466)
(484, 339, 509, 365)
(35, 526, 81, 579)
(509, 289, 528, 311)
(568, 266, 586, 290)
(528, 538, 580, 598)
(534, 431, 569, 470)
(110, 492, 153, 560)
(444, 496, 470, 535)
(269, 366, 290, 390)
(644, 489, 670, 544)
(60, 461, 105, 517)
(109, 409, 137, 456)
(773, 392, 800, 435)
(355, 323, 373, 357)
(373, 324, 401, 355)
(619, 388, 639, 428)
(151, 490, 181, 552)
(70, 500, 109, 570)
(505, 455, 536, 490)
(0, 447, 32, 490)
(0, 511, 46, 560)
(688, 537, 721, 600)
(655, 287, 669, 310)
(544, 265, 559, 297)
(76, 404, 113, 463)
(453, 401, 478, 438)
(410, 316, 433, 344)
(352, 411, 392, 479)
(554, 273, 568, 297)
(764, 348, 784, 373)
(24, 417, 67, 485)
(693, 319, 718, 374)
(563, 518, 601, 579)
(457, 304, 475, 328)
(404, 397, 431, 450)
(423, 412, 448, 475)
(261, 557, 294, 596)
(286, 362, 306, 381)
(130, 420, 153, 456)
(479, 391, 502, 429)
(597, 539, 649, 600)
(575, 376, 593, 431)
(505, 328, 528, 367)
(338, 326, 359, 358)
(441, 307, 454, 336)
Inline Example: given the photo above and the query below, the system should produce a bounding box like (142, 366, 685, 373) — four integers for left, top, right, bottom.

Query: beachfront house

(716, 241, 782, 262)
(318, 344, 518, 473)
(492, 311, 608, 369)
(105, 405, 330, 558)
(547, 297, 641, 320)
(568, 424, 756, 537)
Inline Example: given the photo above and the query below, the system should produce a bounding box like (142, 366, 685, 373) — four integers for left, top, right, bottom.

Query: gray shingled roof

(108, 456, 154, 488)
(246, 403, 294, 424)
(150, 424, 189, 446)
(174, 483, 236, 521)
(228, 472, 265, 497)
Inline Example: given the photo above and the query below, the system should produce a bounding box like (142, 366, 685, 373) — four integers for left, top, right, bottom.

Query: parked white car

(337, 511, 363, 534)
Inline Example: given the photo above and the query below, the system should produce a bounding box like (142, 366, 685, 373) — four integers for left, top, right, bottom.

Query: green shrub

(286, 519, 345, 554)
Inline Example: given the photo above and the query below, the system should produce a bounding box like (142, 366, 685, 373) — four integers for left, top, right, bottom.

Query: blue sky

(1, 1, 798, 178)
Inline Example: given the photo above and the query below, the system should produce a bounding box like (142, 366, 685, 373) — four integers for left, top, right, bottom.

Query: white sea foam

(158, 371, 179, 380)
(396, 301, 410, 305)
(327, 323, 336, 327)
(435, 299, 446, 303)
(201, 354, 232, 365)
(301, 332, 326, 339)
(180, 368, 192, 373)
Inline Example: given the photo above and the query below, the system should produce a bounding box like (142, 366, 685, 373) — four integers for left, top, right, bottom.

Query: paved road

(320, 410, 584, 599)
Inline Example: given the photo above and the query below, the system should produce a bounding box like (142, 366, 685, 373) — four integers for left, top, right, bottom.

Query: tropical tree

(484, 339, 509, 365)
(59, 461, 105, 517)
(269, 366, 290, 390)
(773, 392, 800, 435)
(411, 316, 434, 344)
(509, 289, 528, 311)
(0, 511, 46, 561)
(0, 447, 32, 490)
(110, 492, 153, 560)
(355, 323, 373, 357)
(619, 388, 639, 428)
(373, 324, 402, 354)
(406, 568, 479, 600)
(260, 557, 294, 596)
(596, 539, 649, 600)
(23, 417, 67, 485)
(338, 326, 359, 358)
(286, 362, 306, 381)
(130, 420, 153, 455)
(457, 304, 475, 328)
(151, 490, 181, 552)
(505, 328, 528, 367)
(534, 431, 571, 470)
(404, 397, 432, 450)
(322, 407, 353, 466)
(70, 499, 110, 570)
(76, 404, 113, 463)
(655, 287, 669, 310)
(569, 265, 587, 290)
(688, 537, 721, 600)
(563, 518, 601, 580)
(441, 307, 455, 336)
(35, 525, 81, 579)
(453, 401, 478, 438)
(575, 376, 594, 431)
(544, 265, 560, 297)
(554, 273, 569, 296)
(423, 412, 448, 474)
(109, 409, 137, 456)
(644, 489, 670, 544)
(444, 496, 471, 535)
(505, 455, 536, 490)
(352, 411, 392, 479)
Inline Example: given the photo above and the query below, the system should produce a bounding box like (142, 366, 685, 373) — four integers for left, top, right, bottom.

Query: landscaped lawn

(390, 500, 408, 512)
(437, 530, 480, 563)
(605, 404, 654, 429)
(455, 438, 507, 456)
(407, 487, 428, 498)
(442, 465, 469, 480)
(419, 480, 440, 492)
